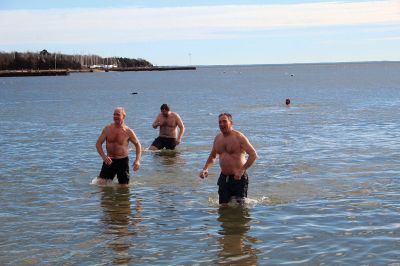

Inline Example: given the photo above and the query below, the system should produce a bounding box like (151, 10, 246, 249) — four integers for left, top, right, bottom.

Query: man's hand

(234, 168, 245, 180)
(199, 169, 208, 179)
(103, 155, 112, 165)
(153, 121, 161, 129)
(133, 160, 140, 171)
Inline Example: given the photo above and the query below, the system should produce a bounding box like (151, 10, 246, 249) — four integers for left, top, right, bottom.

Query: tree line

(0, 50, 153, 70)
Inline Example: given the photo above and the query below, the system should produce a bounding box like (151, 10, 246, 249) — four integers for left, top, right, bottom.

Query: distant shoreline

(0, 66, 196, 77)
(1, 61, 398, 77)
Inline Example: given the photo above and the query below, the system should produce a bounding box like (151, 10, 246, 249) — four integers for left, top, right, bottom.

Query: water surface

(1, 62, 400, 265)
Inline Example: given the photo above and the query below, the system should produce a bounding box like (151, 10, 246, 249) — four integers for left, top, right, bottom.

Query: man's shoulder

(229, 130, 248, 142)
(122, 124, 134, 132)
(171, 112, 180, 118)
(103, 123, 113, 131)
(214, 132, 223, 141)
(233, 129, 245, 137)
(233, 130, 252, 145)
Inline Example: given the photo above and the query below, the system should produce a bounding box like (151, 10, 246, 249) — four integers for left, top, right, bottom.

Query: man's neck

(114, 122, 124, 128)
(222, 128, 233, 137)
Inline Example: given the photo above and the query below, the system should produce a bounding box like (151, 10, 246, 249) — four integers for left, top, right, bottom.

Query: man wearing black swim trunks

(149, 104, 185, 150)
(96, 107, 141, 185)
(199, 113, 257, 207)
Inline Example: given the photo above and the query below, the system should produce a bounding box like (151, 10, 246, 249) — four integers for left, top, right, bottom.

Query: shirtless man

(149, 104, 185, 150)
(96, 107, 141, 185)
(199, 113, 257, 207)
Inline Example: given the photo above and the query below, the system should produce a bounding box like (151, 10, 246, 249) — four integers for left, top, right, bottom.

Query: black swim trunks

(99, 157, 130, 184)
(217, 172, 249, 204)
(151, 136, 177, 150)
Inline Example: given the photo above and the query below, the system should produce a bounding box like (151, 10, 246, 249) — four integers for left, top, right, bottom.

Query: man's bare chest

(216, 138, 241, 154)
(107, 129, 128, 144)
(160, 117, 176, 127)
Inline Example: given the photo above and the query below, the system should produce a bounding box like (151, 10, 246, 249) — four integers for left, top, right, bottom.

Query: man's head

(218, 113, 233, 134)
(160, 103, 170, 117)
(114, 107, 126, 126)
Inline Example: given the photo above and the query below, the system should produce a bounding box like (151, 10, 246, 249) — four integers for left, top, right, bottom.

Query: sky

(0, 0, 399, 66)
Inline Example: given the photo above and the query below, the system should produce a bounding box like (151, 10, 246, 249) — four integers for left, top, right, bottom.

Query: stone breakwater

(0, 69, 69, 77)
(0, 66, 196, 77)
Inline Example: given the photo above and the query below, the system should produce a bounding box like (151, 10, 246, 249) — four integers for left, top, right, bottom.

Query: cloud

(0, 0, 399, 45)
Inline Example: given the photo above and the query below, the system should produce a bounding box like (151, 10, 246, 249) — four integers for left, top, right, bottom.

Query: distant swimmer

(199, 113, 257, 207)
(149, 103, 185, 150)
(96, 107, 141, 185)
(285, 98, 291, 106)
(131, 92, 138, 95)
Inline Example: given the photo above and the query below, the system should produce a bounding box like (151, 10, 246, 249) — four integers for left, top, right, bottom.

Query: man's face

(161, 109, 169, 117)
(113, 109, 124, 125)
(219, 115, 232, 134)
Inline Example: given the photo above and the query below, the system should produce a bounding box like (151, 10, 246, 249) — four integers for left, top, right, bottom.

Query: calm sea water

(1, 62, 400, 265)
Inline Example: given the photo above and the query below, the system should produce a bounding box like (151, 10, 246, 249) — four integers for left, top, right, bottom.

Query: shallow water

(1, 62, 400, 265)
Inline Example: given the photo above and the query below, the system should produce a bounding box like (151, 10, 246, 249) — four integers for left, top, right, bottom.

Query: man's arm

(199, 138, 218, 178)
(175, 113, 185, 145)
(128, 128, 141, 171)
(240, 133, 258, 171)
(96, 127, 112, 165)
(152, 114, 161, 129)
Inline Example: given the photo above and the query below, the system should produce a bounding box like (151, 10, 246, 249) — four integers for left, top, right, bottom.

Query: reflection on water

(217, 207, 259, 265)
(100, 187, 142, 265)
(152, 149, 182, 166)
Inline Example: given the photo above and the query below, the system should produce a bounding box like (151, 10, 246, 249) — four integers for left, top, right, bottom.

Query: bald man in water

(96, 107, 141, 185)
(199, 113, 257, 207)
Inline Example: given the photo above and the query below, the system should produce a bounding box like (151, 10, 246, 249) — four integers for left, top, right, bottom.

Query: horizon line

(168, 60, 400, 67)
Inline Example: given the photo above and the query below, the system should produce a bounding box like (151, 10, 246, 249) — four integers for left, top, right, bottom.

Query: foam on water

(90, 177, 141, 187)
(90, 177, 122, 188)
(208, 194, 260, 208)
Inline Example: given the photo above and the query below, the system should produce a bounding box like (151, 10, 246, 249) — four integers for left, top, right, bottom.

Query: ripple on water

(1, 63, 400, 265)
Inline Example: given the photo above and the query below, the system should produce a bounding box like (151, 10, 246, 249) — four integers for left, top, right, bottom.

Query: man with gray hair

(96, 107, 141, 185)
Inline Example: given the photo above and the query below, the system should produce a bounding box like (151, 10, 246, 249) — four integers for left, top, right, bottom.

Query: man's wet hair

(160, 104, 170, 111)
(219, 113, 232, 122)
